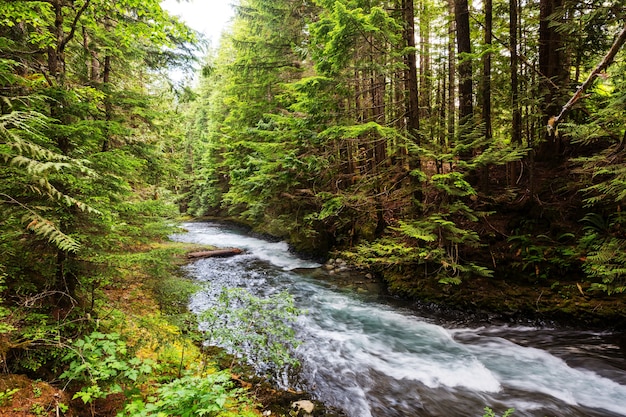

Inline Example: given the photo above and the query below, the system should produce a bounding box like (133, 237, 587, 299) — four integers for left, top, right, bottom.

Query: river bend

(171, 222, 626, 417)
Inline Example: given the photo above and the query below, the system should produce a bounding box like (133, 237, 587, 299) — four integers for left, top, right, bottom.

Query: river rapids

(171, 222, 626, 417)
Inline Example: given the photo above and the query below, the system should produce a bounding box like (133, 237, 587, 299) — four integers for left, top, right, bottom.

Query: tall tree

(481, 0, 492, 142)
(538, 0, 568, 154)
(454, 0, 473, 126)
(508, 0, 522, 185)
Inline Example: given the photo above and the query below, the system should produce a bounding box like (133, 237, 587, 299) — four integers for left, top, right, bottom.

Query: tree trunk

(481, 0, 492, 142)
(187, 248, 244, 259)
(402, 0, 422, 208)
(447, 0, 456, 155)
(102, 55, 112, 152)
(403, 0, 420, 138)
(479, 0, 492, 190)
(508, 0, 522, 185)
(419, 0, 431, 122)
(538, 0, 568, 155)
(454, 0, 473, 125)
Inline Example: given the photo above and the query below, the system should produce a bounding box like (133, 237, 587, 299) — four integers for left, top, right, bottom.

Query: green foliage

(0, 271, 15, 335)
(578, 213, 626, 294)
(345, 211, 492, 290)
(120, 371, 256, 417)
(0, 111, 96, 253)
(200, 287, 301, 380)
(507, 233, 577, 281)
(60, 331, 155, 404)
(483, 407, 515, 417)
(0, 388, 19, 406)
(152, 276, 199, 317)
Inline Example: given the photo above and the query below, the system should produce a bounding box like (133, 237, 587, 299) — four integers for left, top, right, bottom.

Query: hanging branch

(549, 22, 626, 132)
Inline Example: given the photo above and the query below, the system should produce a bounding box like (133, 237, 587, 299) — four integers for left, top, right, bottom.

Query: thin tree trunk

(102, 55, 112, 152)
(481, 0, 492, 142)
(447, 0, 456, 153)
(509, 0, 522, 185)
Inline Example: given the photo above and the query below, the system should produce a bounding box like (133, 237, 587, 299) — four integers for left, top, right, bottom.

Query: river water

(171, 222, 626, 417)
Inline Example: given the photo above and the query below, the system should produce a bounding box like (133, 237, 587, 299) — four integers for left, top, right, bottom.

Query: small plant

(60, 331, 155, 405)
(29, 403, 46, 416)
(32, 381, 42, 398)
(0, 388, 19, 405)
(200, 287, 301, 380)
(483, 407, 515, 417)
(120, 371, 256, 417)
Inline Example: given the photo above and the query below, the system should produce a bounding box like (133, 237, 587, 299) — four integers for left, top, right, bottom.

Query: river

(171, 221, 626, 417)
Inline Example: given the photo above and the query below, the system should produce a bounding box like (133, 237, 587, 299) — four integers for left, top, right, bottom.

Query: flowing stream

(171, 222, 626, 417)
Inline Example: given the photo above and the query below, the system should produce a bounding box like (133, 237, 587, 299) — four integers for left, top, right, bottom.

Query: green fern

(22, 213, 80, 253)
(1, 111, 97, 252)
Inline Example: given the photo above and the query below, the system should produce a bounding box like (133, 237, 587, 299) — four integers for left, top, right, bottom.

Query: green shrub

(60, 331, 155, 404)
(120, 371, 256, 417)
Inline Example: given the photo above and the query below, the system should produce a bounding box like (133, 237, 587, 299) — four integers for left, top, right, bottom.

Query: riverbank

(194, 216, 626, 330)
(0, 237, 270, 417)
(309, 258, 626, 331)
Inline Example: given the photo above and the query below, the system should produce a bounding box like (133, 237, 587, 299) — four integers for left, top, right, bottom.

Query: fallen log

(187, 248, 244, 259)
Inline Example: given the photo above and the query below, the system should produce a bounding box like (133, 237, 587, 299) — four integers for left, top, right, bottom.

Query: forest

(1, 0, 625, 416)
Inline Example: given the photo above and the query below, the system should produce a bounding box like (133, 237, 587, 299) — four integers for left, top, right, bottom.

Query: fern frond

(395, 221, 437, 242)
(22, 213, 80, 253)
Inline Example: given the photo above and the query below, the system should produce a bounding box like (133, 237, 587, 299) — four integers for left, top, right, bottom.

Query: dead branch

(550, 22, 626, 132)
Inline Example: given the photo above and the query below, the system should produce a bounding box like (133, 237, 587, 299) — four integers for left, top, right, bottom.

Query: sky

(161, 0, 235, 47)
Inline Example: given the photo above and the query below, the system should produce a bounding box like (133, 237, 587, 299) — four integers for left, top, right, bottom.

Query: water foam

(171, 222, 320, 270)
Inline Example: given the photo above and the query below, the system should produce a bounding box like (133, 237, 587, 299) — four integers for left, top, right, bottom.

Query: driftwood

(187, 248, 243, 259)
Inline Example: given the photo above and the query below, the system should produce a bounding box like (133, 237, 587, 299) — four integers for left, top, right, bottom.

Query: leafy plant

(0, 388, 19, 406)
(483, 407, 515, 417)
(199, 287, 301, 380)
(507, 233, 577, 281)
(578, 213, 626, 294)
(60, 331, 155, 405)
(120, 371, 256, 417)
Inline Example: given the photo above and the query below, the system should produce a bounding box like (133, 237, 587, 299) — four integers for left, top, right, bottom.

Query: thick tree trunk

(538, 0, 568, 155)
(454, 0, 473, 125)
(402, 0, 422, 209)
(403, 0, 420, 137)
(478, 0, 492, 190)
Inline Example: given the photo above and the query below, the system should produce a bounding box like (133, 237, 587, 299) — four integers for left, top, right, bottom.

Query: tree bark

(481, 0, 492, 142)
(538, 0, 568, 153)
(508, 0, 522, 185)
(454, 0, 473, 124)
(402, 0, 423, 208)
(403, 0, 420, 137)
(187, 248, 244, 259)
(447, 0, 456, 151)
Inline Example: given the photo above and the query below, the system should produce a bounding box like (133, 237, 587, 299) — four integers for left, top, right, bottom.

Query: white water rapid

(171, 222, 626, 417)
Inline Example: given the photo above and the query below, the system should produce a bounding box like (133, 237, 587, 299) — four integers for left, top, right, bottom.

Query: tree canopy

(185, 0, 626, 297)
